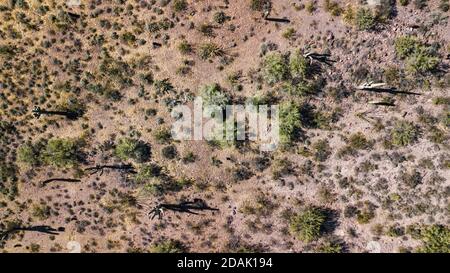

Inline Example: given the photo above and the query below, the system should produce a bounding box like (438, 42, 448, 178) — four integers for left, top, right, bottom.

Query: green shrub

(32, 204, 51, 220)
(41, 138, 82, 168)
(17, 143, 40, 166)
(418, 225, 450, 253)
(135, 164, 162, 184)
(199, 43, 223, 60)
(289, 50, 309, 79)
(355, 8, 377, 30)
(177, 40, 192, 55)
(200, 84, 229, 108)
(413, 0, 427, 9)
(262, 53, 288, 84)
(395, 36, 420, 59)
(312, 139, 331, 162)
(172, 0, 188, 12)
(399, 0, 409, 6)
(0, 163, 18, 199)
(440, 0, 450, 12)
(279, 102, 302, 144)
(150, 239, 187, 253)
(250, 0, 271, 11)
(324, 0, 343, 16)
(290, 207, 327, 242)
(316, 241, 343, 253)
(213, 11, 228, 24)
(115, 138, 151, 163)
(395, 36, 439, 74)
(391, 121, 420, 146)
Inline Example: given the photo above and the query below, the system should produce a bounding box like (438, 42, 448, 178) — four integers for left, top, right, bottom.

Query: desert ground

(0, 0, 449, 253)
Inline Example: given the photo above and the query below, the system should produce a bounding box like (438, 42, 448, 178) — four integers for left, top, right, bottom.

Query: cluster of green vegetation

(18, 138, 84, 168)
(324, 0, 343, 16)
(149, 239, 187, 253)
(279, 102, 302, 144)
(250, 0, 271, 11)
(0, 162, 18, 200)
(395, 36, 439, 74)
(417, 225, 449, 253)
(390, 121, 420, 147)
(200, 84, 229, 108)
(337, 132, 372, 158)
(289, 207, 327, 242)
(240, 192, 277, 216)
(115, 138, 151, 163)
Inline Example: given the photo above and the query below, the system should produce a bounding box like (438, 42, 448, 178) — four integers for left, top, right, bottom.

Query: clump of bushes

(250, 0, 271, 12)
(355, 7, 377, 31)
(115, 138, 151, 163)
(391, 121, 420, 146)
(395, 36, 439, 74)
(0, 162, 18, 199)
(337, 132, 372, 158)
(149, 239, 187, 253)
(289, 207, 327, 242)
(200, 84, 229, 108)
(135, 163, 162, 184)
(199, 43, 223, 60)
(172, 0, 188, 12)
(18, 138, 84, 168)
(324, 0, 343, 16)
(279, 102, 302, 144)
(262, 53, 289, 84)
(417, 225, 449, 253)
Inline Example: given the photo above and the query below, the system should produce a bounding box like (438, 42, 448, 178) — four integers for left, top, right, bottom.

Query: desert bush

(199, 43, 223, 60)
(17, 143, 40, 166)
(413, 0, 427, 9)
(150, 239, 187, 253)
(161, 145, 178, 159)
(32, 204, 51, 220)
(324, 0, 343, 16)
(115, 138, 151, 163)
(279, 102, 302, 144)
(440, 0, 450, 12)
(42, 138, 83, 168)
(355, 8, 377, 31)
(262, 53, 288, 84)
(172, 0, 188, 12)
(177, 40, 192, 55)
(312, 139, 331, 162)
(316, 241, 343, 253)
(399, 0, 409, 5)
(250, 0, 271, 11)
(289, 207, 327, 242)
(135, 164, 162, 184)
(391, 121, 420, 146)
(0, 163, 18, 199)
(417, 225, 449, 253)
(395, 36, 439, 74)
(213, 11, 228, 24)
(200, 84, 229, 108)
(289, 50, 309, 79)
(240, 192, 277, 216)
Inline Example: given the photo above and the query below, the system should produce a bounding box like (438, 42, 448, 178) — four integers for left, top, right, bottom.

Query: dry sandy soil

(0, 0, 449, 253)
